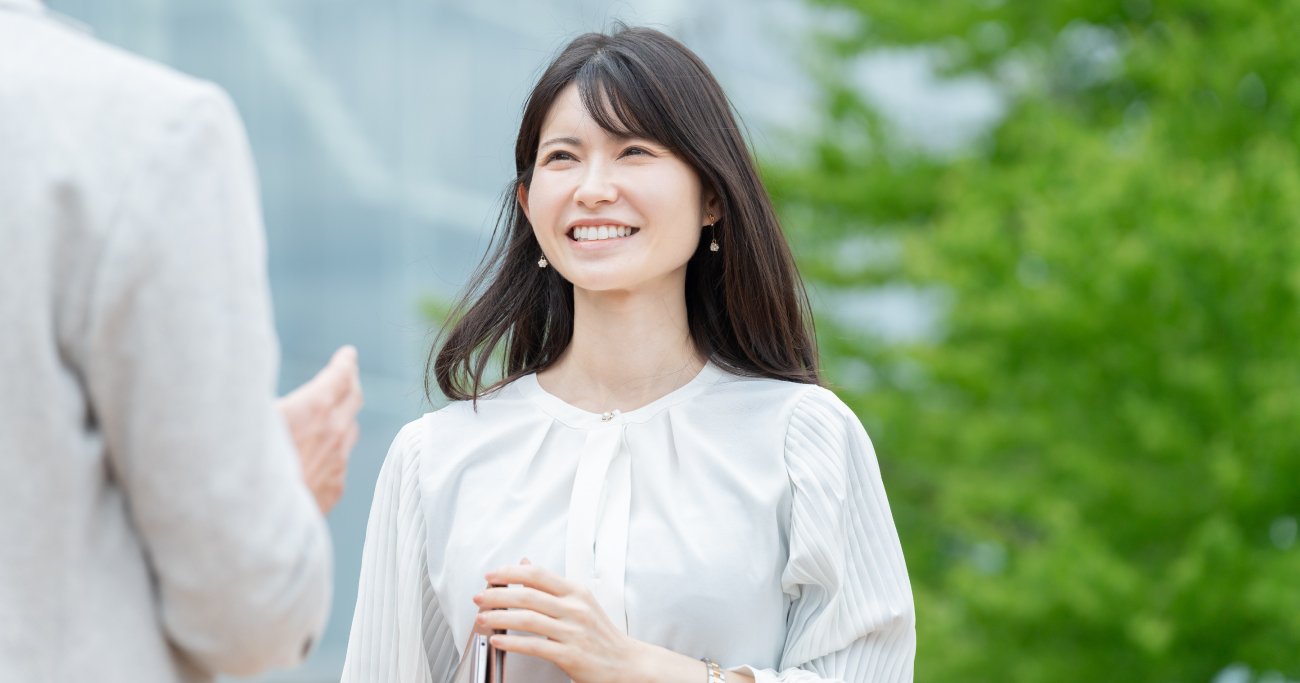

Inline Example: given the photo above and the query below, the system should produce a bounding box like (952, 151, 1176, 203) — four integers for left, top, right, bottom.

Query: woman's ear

(702, 189, 723, 225)
(516, 182, 531, 223)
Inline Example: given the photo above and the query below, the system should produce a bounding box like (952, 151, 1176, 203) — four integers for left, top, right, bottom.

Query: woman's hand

(473, 561, 645, 683)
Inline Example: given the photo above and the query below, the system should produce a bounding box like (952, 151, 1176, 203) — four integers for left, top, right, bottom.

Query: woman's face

(520, 83, 715, 295)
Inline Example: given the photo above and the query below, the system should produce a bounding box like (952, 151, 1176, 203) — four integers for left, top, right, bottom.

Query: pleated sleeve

(736, 388, 915, 683)
(342, 419, 459, 683)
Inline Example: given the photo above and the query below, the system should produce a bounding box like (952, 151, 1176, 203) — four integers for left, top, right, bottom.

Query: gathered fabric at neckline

(515, 360, 726, 428)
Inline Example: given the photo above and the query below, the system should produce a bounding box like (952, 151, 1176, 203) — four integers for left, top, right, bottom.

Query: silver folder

(451, 632, 506, 683)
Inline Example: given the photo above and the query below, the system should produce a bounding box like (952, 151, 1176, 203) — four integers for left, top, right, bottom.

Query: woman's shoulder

(387, 378, 539, 457)
(709, 368, 869, 452)
(428, 375, 532, 417)
(707, 366, 853, 422)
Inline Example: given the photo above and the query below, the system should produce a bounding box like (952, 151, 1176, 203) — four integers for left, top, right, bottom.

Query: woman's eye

(543, 151, 575, 164)
(621, 146, 652, 158)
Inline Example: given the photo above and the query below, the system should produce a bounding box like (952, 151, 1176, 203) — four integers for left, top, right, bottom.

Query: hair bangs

(574, 50, 675, 150)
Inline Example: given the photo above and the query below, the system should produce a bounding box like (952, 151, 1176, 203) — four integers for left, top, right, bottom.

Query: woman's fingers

(476, 607, 567, 641)
(488, 632, 568, 663)
(475, 584, 566, 618)
(485, 562, 574, 596)
(473, 562, 637, 682)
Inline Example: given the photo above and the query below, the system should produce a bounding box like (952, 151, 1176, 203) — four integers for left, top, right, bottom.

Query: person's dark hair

(428, 25, 819, 402)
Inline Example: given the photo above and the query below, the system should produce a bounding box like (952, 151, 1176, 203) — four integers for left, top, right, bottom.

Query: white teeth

(572, 225, 635, 241)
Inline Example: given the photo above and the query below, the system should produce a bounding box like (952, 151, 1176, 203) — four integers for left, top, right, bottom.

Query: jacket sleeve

(80, 83, 332, 676)
(732, 388, 915, 683)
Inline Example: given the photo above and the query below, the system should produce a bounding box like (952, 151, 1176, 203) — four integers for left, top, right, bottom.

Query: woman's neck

(539, 282, 706, 413)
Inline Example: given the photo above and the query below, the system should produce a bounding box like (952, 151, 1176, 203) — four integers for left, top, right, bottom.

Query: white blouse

(342, 362, 914, 683)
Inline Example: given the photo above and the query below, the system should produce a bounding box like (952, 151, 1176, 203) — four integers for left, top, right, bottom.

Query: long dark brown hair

(428, 26, 819, 402)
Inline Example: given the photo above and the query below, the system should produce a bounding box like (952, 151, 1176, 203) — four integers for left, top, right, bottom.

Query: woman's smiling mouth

(568, 225, 640, 242)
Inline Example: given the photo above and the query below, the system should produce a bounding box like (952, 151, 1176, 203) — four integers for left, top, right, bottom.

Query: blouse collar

(517, 360, 726, 429)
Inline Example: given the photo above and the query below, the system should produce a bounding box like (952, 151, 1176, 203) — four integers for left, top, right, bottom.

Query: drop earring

(706, 214, 720, 252)
(537, 254, 548, 268)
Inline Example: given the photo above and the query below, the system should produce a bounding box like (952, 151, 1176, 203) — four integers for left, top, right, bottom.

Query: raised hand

(276, 345, 363, 514)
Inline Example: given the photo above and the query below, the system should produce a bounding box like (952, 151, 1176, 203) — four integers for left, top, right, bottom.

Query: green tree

(767, 1, 1300, 681)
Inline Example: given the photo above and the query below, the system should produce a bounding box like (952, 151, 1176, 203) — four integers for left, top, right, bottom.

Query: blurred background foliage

(766, 0, 1300, 681)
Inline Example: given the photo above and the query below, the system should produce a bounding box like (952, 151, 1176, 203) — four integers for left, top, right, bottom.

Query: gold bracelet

(701, 658, 726, 683)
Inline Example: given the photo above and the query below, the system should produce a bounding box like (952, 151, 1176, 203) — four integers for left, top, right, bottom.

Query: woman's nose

(574, 164, 618, 207)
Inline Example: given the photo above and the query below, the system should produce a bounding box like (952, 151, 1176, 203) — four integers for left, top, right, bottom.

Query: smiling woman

(430, 26, 820, 402)
(342, 25, 915, 683)
(521, 81, 711, 299)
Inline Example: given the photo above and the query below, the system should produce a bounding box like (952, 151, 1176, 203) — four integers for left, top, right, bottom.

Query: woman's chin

(563, 264, 690, 299)
(568, 278, 640, 297)
(558, 265, 637, 293)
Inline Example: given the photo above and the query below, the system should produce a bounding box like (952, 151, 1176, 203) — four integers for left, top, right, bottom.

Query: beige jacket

(0, 2, 331, 680)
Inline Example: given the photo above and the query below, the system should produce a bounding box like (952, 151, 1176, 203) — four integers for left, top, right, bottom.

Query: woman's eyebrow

(539, 136, 582, 150)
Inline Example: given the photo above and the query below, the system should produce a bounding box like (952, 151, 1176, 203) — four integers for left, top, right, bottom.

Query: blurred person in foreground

(0, 1, 363, 681)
